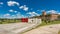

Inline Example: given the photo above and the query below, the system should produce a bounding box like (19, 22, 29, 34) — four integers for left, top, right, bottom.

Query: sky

(0, 0, 60, 18)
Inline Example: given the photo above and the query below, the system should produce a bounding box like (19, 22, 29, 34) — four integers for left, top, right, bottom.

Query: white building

(28, 18, 41, 24)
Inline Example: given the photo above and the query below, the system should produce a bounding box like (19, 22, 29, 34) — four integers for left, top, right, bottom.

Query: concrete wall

(28, 18, 41, 24)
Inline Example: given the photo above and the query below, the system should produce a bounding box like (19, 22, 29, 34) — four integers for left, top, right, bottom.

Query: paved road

(23, 24, 60, 34)
(0, 23, 36, 34)
(0, 23, 60, 34)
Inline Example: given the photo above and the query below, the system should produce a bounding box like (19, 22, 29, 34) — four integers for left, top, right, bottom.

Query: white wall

(28, 18, 41, 24)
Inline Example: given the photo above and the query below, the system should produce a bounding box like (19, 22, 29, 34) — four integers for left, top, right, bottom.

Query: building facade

(42, 11, 58, 20)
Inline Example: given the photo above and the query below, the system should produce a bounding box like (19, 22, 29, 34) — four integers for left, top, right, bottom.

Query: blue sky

(0, 0, 60, 18)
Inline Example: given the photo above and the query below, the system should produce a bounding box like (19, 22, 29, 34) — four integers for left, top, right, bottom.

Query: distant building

(41, 11, 59, 20)
(50, 14, 58, 20)
(42, 11, 46, 16)
(31, 10, 60, 20)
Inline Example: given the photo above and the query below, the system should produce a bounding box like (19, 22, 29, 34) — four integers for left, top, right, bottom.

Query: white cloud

(47, 10, 57, 14)
(37, 10, 40, 11)
(58, 13, 60, 15)
(0, 2, 3, 7)
(4, 13, 10, 18)
(19, 6, 24, 9)
(41, 10, 45, 12)
(7, 1, 20, 6)
(27, 12, 40, 17)
(14, 11, 17, 13)
(23, 7, 28, 11)
(0, 2, 3, 5)
(9, 9, 18, 13)
(9, 9, 14, 12)
(3, 13, 22, 18)
(10, 15, 16, 19)
(16, 12, 26, 18)
(12, 15, 15, 16)
(19, 5, 28, 11)
(3, 12, 27, 18)
(32, 12, 40, 16)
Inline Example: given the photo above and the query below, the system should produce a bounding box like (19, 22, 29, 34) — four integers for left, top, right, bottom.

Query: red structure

(21, 18, 28, 23)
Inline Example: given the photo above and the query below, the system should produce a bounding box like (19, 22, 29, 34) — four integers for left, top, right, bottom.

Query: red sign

(21, 18, 28, 22)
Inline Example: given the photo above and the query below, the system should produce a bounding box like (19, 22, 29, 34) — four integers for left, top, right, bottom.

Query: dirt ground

(23, 24, 60, 34)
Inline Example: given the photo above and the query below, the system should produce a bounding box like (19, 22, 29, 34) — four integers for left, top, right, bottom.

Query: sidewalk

(0, 23, 39, 34)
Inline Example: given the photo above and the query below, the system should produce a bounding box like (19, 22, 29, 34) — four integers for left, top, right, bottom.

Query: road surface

(0, 23, 37, 34)
(23, 24, 60, 34)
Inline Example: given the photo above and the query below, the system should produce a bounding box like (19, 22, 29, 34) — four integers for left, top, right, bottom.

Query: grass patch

(0, 19, 21, 24)
(40, 20, 60, 26)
